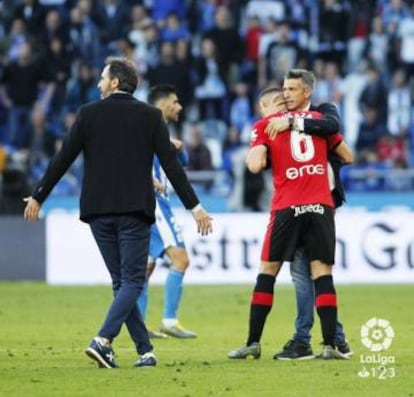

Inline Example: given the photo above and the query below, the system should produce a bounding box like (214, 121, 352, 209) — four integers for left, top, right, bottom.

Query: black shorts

(261, 204, 335, 265)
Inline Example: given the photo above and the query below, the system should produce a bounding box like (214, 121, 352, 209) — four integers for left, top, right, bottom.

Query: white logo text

(286, 164, 325, 180)
(292, 204, 325, 217)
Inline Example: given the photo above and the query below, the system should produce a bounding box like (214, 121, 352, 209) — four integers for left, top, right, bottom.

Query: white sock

(162, 318, 178, 327)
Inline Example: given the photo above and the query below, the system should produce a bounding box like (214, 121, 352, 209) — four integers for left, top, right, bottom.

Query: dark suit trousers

(89, 215, 153, 355)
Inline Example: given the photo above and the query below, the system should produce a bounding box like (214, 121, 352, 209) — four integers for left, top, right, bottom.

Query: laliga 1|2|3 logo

(358, 318, 396, 380)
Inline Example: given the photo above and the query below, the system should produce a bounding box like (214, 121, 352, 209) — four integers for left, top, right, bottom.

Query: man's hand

(23, 197, 41, 221)
(171, 138, 183, 151)
(192, 207, 213, 236)
(153, 178, 166, 194)
(265, 117, 289, 140)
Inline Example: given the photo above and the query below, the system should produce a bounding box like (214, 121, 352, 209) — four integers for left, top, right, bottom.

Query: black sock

(246, 273, 275, 346)
(314, 275, 337, 348)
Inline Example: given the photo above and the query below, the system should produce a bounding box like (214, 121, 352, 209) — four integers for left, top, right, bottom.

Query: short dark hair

(258, 86, 282, 99)
(104, 56, 138, 94)
(285, 69, 315, 89)
(147, 84, 177, 105)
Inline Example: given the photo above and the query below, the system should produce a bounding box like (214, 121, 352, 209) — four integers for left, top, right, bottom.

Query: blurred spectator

(95, 0, 131, 52)
(160, 12, 190, 42)
(128, 3, 148, 30)
(189, 0, 217, 34)
(40, 8, 68, 46)
(115, 36, 137, 63)
(47, 36, 71, 117)
(128, 18, 159, 73)
(13, 0, 46, 37)
(262, 20, 300, 84)
(229, 82, 252, 132)
(366, 16, 389, 74)
(204, 5, 243, 83)
(64, 61, 99, 113)
(30, 107, 58, 163)
(1, 18, 28, 63)
(387, 69, 411, 137)
(312, 61, 344, 110)
(186, 123, 214, 190)
(187, 123, 213, 171)
(359, 65, 388, 123)
(397, 3, 414, 79)
(244, 15, 262, 63)
(0, 42, 53, 148)
(147, 40, 192, 113)
(257, 18, 278, 89)
(355, 107, 389, 153)
(0, 1, 16, 30)
(381, 0, 410, 32)
(242, 15, 262, 84)
(317, 0, 348, 67)
(222, 125, 241, 186)
(67, 5, 102, 69)
(194, 37, 227, 121)
(341, 59, 368, 146)
(346, 0, 374, 73)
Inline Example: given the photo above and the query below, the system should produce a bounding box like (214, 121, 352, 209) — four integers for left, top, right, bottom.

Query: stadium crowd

(0, 0, 414, 212)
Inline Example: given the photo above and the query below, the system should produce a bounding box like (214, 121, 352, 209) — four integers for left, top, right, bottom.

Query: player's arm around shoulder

(334, 140, 354, 165)
(247, 119, 270, 173)
(246, 145, 268, 174)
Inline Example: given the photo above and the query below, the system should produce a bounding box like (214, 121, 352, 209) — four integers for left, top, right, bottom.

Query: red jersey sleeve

(327, 133, 343, 150)
(249, 119, 269, 147)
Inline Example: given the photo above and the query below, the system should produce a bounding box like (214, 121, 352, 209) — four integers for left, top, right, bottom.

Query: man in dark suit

(24, 57, 213, 369)
(250, 69, 353, 359)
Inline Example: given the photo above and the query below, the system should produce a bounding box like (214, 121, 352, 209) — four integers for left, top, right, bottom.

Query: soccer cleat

(134, 352, 157, 368)
(159, 322, 197, 339)
(317, 345, 349, 360)
(336, 341, 353, 358)
(228, 342, 261, 359)
(273, 339, 314, 360)
(148, 330, 168, 339)
(85, 337, 118, 368)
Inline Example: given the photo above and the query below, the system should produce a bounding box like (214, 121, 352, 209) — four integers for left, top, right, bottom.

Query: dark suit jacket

(308, 103, 345, 208)
(32, 93, 199, 223)
(307, 103, 341, 136)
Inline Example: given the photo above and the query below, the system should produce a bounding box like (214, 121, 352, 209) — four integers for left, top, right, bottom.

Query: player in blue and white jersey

(137, 84, 198, 338)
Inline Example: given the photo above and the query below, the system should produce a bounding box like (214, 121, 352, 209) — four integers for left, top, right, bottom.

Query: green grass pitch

(0, 283, 412, 397)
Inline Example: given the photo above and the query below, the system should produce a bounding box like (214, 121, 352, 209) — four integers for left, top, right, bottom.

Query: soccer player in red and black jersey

(228, 87, 349, 360)
(270, 70, 354, 360)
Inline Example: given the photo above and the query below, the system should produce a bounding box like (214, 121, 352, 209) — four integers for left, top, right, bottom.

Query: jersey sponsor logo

(285, 163, 325, 180)
(292, 203, 325, 217)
